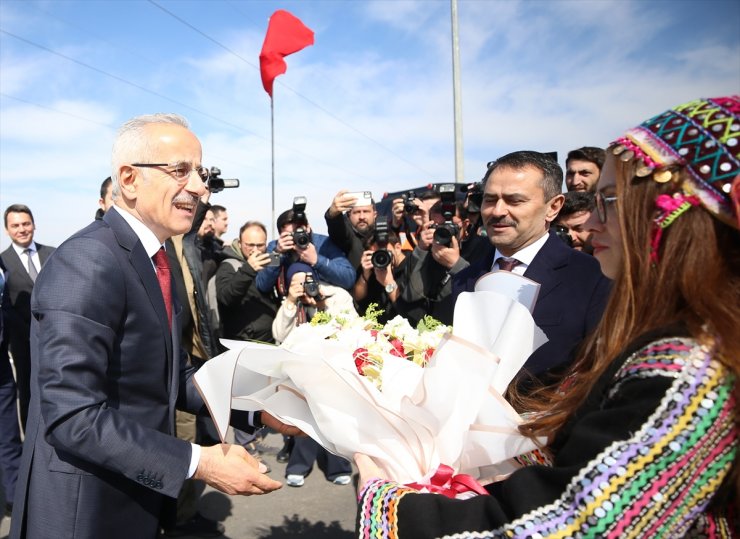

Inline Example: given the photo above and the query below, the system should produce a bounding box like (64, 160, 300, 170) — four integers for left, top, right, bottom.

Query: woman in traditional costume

(355, 96, 739, 538)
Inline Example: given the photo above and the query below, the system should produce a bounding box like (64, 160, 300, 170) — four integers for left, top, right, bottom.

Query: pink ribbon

(406, 464, 490, 498)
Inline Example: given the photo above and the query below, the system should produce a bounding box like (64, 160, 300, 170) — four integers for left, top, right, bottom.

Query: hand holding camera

(248, 251, 276, 272)
(430, 233, 461, 269)
(286, 273, 307, 305)
(417, 221, 436, 251)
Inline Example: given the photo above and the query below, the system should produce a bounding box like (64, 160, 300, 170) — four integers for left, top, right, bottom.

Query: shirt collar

(12, 241, 37, 256)
(112, 206, 165, 258)
(493, 231, 549, 269)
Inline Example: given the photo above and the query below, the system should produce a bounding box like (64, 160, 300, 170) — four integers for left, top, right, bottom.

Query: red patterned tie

(497, 256, 521, 272)
(152, 247, 172, 328)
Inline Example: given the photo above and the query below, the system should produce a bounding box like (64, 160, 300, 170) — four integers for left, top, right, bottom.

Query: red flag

(259, 10, 314, 97)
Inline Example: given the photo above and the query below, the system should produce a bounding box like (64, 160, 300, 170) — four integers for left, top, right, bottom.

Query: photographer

(325, 189, 376, 270)
(272, 263, 356, 344)
(388, 189, 440, 252)
(271, 262, 355, 488)
(397, 190, 471, 325)
(353, 218, 407, 323)
(215, 221, 280, 344)
(256, 200, 356, 295)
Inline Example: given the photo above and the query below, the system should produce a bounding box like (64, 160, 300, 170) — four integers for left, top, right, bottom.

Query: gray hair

(110, 113, 190, 200)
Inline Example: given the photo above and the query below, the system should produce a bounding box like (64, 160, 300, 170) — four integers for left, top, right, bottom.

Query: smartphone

(266, 251, 282, 267)
(347, 191, 373, 207)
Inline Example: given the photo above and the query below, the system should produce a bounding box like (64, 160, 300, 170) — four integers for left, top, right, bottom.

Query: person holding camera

(396, 192, 471, 326)
(388, 189, 441, 252)
(256, 200, 356, 295)
(215, 221, 280, 344)
(271, 262, 355, 488)
(353, 217, 408, 323)
(325, 190, 376, 270)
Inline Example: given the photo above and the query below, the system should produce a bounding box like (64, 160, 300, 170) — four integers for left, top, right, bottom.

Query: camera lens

(404, 201, 418, 214)
(371, 249, 392, 269)
(433, 226, 453, 247)
(303, 279, 320, 297)
(292, 228, 310, 249)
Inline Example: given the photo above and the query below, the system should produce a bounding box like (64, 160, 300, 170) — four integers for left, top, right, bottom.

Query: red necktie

(497, 257, 521, 272)
(152, 247, 172, 328)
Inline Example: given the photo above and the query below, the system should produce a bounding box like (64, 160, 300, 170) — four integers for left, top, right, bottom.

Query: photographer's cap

(286, 262, 313, 283)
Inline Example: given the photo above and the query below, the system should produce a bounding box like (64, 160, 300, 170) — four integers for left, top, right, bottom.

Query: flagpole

(270, 94, 276, 241)
(451, 0, 464, 183)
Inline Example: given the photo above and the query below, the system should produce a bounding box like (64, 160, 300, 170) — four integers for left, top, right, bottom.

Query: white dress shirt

(490, 232, 550, 275)
(112, 206, 201, 478)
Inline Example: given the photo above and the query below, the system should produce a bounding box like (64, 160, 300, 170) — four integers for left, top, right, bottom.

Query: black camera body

(553, 224, 573, 248)
(291, 197, 310, 250)
(464, 181, 484, 213)
(432, 184, 459, 247)
(303, 274, 320, 298)
(370, 216, 392, 269)
(208, 166, 240, 194)
(402, 190, 419, 214)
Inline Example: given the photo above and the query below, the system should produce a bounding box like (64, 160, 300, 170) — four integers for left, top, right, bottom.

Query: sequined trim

(360, 338, 737, 539)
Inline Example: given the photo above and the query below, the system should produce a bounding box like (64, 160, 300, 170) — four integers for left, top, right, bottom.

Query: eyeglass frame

(594, 191, 618, 224)
(241, 242, 267, 249)
(130, 162, 210, 185)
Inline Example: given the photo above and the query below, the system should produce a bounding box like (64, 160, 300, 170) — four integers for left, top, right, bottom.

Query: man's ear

(545, 193, 565, 223)
(117, 166, 138, 201)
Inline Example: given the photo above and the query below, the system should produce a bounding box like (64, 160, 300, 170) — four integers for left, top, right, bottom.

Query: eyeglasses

(131, 163, 210, 185)
(595, 191, 618, 224)
(242, 243, 266, 249)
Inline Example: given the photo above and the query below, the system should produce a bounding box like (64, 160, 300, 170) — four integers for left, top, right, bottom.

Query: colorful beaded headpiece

(611, 96, 740, 261)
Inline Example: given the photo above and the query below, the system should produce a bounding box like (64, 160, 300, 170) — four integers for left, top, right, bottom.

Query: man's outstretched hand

(194, 443, 281, 495)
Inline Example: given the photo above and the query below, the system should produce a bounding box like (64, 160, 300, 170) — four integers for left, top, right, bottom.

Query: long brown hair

(516, 154, 740, 442)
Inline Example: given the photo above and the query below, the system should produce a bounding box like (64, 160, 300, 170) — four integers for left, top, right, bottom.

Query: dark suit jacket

(11, 210, 205, 539)
(0, 243, 55, 336)
(453, 232, 611, 379)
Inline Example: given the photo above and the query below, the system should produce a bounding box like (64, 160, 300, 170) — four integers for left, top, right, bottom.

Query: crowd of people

(0, 95, 737, 538)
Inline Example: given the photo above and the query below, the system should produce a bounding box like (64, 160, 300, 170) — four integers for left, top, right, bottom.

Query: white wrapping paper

(194, 275, 548, 484)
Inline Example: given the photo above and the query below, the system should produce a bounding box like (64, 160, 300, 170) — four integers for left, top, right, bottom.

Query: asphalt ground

(0, 431, 358, 539)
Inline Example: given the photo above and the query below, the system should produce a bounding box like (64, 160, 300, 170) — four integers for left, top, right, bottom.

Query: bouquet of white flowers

(195, 273, 547, 489)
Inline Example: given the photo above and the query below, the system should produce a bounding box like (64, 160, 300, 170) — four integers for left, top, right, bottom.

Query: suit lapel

(104, 211, 173, 362)
(1, 247, 34, 288)
(524, 233, 569, 302)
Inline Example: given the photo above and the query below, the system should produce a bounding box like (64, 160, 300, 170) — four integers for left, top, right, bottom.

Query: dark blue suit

(11, 209, 205, 538)
(0, 258, 22, 510)
(453, 232, 611, 379)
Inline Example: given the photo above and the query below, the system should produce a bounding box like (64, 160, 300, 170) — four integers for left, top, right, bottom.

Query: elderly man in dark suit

(11, 113, 298, 539)
(1, 205, 55, 430)
(453, 151, 611, 384)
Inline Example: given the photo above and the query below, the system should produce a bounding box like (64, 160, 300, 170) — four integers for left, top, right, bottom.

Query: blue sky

(1, 0, 738, 248)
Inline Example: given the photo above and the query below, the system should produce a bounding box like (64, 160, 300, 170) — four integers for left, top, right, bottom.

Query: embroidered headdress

(611, 96, 740, 261)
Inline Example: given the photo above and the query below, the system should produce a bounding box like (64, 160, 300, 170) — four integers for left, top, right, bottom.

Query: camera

(207, 166, 240, 194)
(370, 216, 392, 269)
(303, 274, 320, 298)
(464, 182, 484, 213)
(432, 184, 459, 247)
(402, 190, 419, 214)
(553, 224, 573, 248)
(291, 196, 311, 250)
(266, 251, 282, 267)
